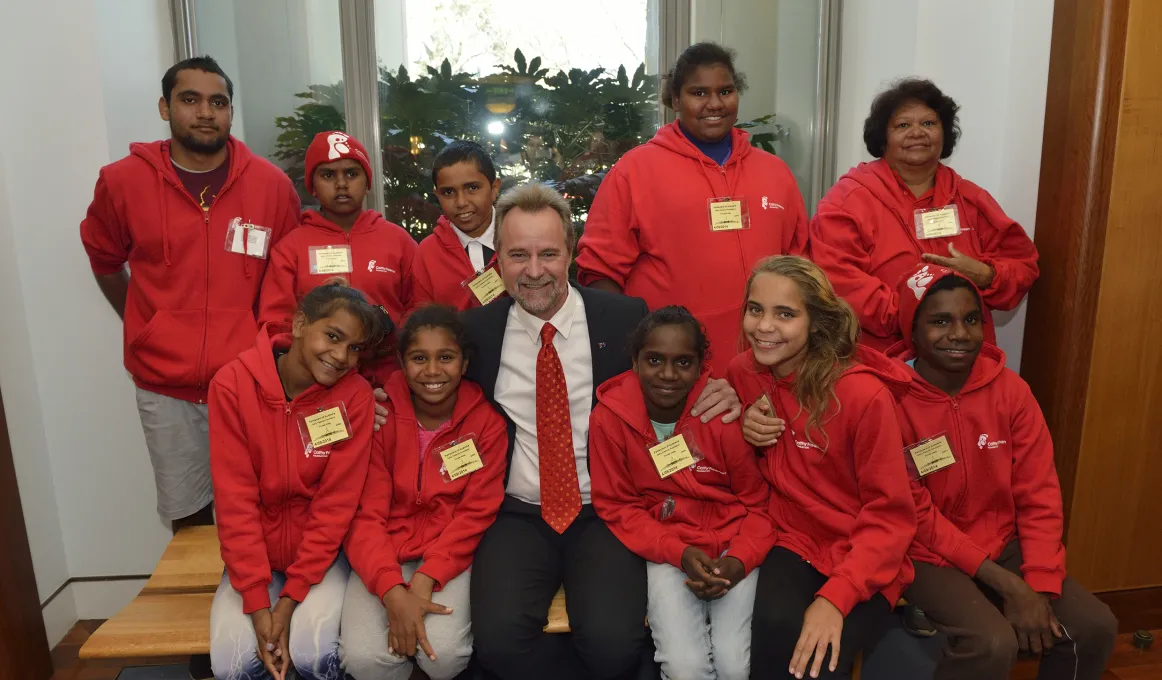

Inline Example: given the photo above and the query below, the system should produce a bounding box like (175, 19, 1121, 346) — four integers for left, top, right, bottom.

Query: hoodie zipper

(948, 397, 971, 518)
(278, 401, 293, 569)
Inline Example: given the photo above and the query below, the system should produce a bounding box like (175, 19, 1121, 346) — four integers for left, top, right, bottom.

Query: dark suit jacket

(462, 285, 649, 477)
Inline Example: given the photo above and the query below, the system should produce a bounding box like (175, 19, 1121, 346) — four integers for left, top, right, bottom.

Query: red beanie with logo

(896, 262, 990, 351)
(304, 131, 373, 194)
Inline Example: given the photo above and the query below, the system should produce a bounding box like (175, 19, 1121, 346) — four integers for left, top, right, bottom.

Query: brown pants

(904, 540, 1117, 680)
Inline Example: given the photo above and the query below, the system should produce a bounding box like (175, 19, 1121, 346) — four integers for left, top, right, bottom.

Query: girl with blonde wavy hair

(725, 255, 916, 679)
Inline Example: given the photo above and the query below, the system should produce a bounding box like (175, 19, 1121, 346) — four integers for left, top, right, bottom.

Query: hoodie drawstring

(157, 169, 172, 267)
(243, 199, 253, 279)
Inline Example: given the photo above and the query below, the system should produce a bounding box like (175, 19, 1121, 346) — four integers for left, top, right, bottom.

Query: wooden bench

(80, 526, 575, 660)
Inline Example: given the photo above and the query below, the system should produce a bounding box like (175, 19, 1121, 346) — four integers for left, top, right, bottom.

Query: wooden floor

(50, 619, 1162, 680)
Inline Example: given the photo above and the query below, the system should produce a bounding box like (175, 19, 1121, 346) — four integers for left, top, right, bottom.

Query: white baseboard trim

(42, 585, 77, 648)
(40, 575, 150, 648)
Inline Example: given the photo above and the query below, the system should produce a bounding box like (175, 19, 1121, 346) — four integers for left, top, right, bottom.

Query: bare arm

(94, 269, 130, 319)
(587, 278, 622, 294)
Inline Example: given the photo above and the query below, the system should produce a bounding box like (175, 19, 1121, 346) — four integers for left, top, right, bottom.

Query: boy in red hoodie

(726, 256, 916, 680)
(411, 140, 505, 310)
(341, 305, 506, 680)
(577, 42, 808, 375)
(259, 130, 417, 386)
(590, 306, 774, 680)
(79, 56, 300, 531)
(890, 263, 1116, 680)
(209, 281, 385, 680)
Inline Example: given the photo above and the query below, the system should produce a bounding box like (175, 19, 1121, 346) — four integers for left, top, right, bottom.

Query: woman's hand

(681, 546, 731, 601)
(711, 556, 746, 590)
(408, 572, 437, 602)
(249, 608, 282, 680)
(373, 388, 389, 431)
(790, 597, 843, 679)
(922, 244, 996, 289)
(741, 399, 786, 447)
(268, 596, 296, 680)
(383, 584, 452, 662)
(690, 378, 742, 424)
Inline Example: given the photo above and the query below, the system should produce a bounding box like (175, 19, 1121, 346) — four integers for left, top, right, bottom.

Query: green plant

(274, 49, 781, 242)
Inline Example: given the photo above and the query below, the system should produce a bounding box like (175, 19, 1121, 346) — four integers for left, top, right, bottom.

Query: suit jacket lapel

(467, 297, 513, 403)
(578, 287, 610, 406)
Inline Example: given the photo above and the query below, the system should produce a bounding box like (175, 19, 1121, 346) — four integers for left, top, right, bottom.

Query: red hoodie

(80, 138, 301, 403)
(257, 209, 418, 385)
(345, 371, 507, 597)
(888, 265, 1066, 595)
(725, 347, 916, 615)
(576, 122, 808, 374)
(589, 370, 776, 574)
(412, 216, 506, 311)
(209, 325, 373, 613)
(809, 159, 1039, 352)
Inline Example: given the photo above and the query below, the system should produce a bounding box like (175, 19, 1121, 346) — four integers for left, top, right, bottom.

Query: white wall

(836, 0, 1055, 369)
(0, 0, 176, 645)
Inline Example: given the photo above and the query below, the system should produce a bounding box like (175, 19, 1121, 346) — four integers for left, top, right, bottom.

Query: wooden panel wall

(1066, 0, 1162, 591)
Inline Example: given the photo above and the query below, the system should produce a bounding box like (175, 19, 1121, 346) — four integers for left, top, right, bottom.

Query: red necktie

(537, 323, 582, 533)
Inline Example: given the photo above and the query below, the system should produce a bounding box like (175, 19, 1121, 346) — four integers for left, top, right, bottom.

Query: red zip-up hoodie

(257, 209, 417, 385)
(726, 347, 916, 614)
(888, 266, 1066, 594)
(81, 138, 301, 403)
(577, 122, 808, 374)
(412, 216, 505, 311)
(809, 159, 1039, 352)
(209, 324, 373, 614)
(345, 371, 507, 597)
(589, 370, 776, 574)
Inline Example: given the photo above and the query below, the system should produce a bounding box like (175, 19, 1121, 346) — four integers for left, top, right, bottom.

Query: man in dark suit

(458, 182, 741, 680)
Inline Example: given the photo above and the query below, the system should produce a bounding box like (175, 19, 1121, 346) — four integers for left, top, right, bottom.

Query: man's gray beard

(512, 277, 563, 316)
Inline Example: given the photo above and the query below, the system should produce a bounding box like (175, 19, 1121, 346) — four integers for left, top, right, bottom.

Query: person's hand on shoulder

(689, 378, 742, 424)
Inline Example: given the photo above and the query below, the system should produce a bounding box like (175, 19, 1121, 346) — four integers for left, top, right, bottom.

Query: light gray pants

(339, 561, 473, 680)
(135, 387, 212, 520)
(647, 562, 759, 680)
(209, 556, 349, 680)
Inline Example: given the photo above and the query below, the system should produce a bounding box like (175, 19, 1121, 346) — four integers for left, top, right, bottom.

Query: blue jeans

(646, 562, 758, 680)
(209, 555, 349, 680)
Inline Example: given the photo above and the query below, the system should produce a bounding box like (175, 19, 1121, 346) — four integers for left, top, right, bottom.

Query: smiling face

(403, 326, 466, 413)
(674, 64, 740, 143)
(633, 324, 701, 424)
(159, 68, 233, 155)
(884, 100, 944, 169)
(435, 160, 501, 239)
(312, 158, 367, 219)
(913, 287, 983, 375)
(291, 307, 367, 387)
(497, 207, 571, 320)
(742, 273, 810, 378)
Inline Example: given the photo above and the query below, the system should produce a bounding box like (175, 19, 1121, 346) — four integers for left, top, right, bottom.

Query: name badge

(464, 268, 505, 306)
(225, 218, 271, 259)
(914, 205, 961, 239)
(437, 436, 484, 482)
(906, 433, 957, 478)
(309, 245, 353, 275)
(707, 197, 751, 232)
(649, 434, 697, 479)
(296, 402, 352, 455)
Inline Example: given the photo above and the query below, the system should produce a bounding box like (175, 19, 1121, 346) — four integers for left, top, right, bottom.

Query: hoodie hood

(649, 120, 754, 166)
(240, 322, 360, 407)
(301, 208, 389, 237)
(737, 344, 912, 400)
(892, 262, 992, 352)
(382, 367, 487, 432)
(130, 137, 254, 268)
(596, 368, 714, 441)
(842, 159, 961, 230)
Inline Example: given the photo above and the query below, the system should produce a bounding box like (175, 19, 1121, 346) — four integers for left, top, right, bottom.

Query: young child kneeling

(340, 304, 508, 680)
(891, 263, 1117, 680)
(590, 306, 776, 680)
(209, 281, 387, 680)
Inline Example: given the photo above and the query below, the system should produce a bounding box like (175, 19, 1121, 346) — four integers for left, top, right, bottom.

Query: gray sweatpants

(135, 387, 212, 520)
(339, 561, 473, 680)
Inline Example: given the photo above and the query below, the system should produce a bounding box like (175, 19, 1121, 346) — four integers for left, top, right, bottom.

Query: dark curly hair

(397, 304, 475, 363)
(628, 305, 710, 366)
(661, 42, 748, 109)
(298, 280, 392, 349)
(863, 78, 961, 159)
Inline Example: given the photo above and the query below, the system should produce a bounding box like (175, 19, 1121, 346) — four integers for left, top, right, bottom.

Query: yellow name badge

(309, 245, 353, 275)
(915, 206, 961, 239)
(907, 434, 957, 478)
(649, 434, 696, 480)
(467, 268, 505, 306)
(303, 407, 351, 448)
(439, 439, 485, 481)
(707, 198, 748, 232)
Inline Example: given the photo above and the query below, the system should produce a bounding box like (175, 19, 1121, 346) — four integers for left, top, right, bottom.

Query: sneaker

(188, 653, 213, 679)
(901, 605, 938, 637)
